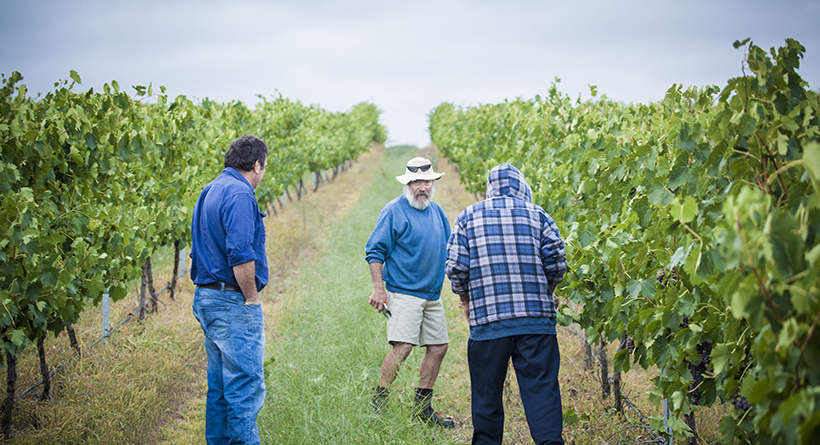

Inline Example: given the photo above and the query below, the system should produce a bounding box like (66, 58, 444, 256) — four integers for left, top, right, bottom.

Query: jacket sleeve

(445, 214, 470, 295)
(540, 212, 567, 287)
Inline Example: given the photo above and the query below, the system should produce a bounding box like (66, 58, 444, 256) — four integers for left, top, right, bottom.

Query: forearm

(232, 260, 260, 304)
(368, 262, 387, 311)
(369, 262, 385, 294)
(458, 293, 470, 320)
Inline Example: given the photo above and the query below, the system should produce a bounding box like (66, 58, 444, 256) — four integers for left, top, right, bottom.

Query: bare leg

(414, 344, 454, 427)
(380, 342, 414, 388)
(418, 344, 448, 389)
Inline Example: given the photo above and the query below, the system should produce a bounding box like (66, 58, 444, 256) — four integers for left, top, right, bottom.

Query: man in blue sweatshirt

(365, 156, 454, 428)
(446, 163, 567, 445)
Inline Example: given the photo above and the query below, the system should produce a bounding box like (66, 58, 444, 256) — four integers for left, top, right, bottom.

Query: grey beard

(403, 184, 435, 211)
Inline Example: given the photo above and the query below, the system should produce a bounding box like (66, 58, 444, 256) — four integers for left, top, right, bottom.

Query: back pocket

(201, 307, 231, 340)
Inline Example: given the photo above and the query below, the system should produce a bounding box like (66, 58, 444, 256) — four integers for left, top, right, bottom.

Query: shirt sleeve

(223, 192, 258, 267)
(365, 206, 395, 264)
(540, 212, 567, 287)
(445, 214, 470, 295)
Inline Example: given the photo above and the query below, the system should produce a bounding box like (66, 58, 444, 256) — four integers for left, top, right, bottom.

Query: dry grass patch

(2, 276, 205, 445)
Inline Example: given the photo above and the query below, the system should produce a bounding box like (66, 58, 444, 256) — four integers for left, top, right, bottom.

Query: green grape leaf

(627, 279, 642, 299)
(613, 348, 631, 373)
(711, 343, 733, 375)
(19, 187, 34, 202)
(10, 329, 26, 347)
(803, 141, 820, 194)
(669, 196, 698, 223)
(733, 38, 751, 49)
(39, 270, 57, 287)
(749, 379, 770, 404)
(766, 209, 805, 280)
(807, 244, 820, 267)
(648, 183, 674, 206)
(719, 415, 739, 444)
(632, 196, 652, 228)
(669, 246, 689, 268)
(776, 133, 789, 156)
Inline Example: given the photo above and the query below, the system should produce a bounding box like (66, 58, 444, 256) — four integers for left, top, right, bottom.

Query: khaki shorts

(385, 291, 449, 347)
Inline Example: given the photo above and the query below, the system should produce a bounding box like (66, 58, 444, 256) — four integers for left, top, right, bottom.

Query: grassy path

(258, 145, 475, 444)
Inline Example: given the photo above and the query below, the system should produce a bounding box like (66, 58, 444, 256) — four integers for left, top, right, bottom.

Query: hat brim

(396, 170, 445, 185)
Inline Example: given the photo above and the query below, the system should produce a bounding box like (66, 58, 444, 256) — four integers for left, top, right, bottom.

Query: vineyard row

(429, 39, 819, 445)
(0, 71, 386, 435)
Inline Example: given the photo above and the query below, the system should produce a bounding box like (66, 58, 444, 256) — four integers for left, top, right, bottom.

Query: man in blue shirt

(365, 157, 454, 428)
(190, 134, 269, 445)
(445, 163, 568, 445)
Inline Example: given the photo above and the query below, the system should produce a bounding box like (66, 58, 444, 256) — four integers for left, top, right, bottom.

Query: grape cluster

(732, 352, 754, 382)
(679, 316, 689, 329)
(697, 342, 712, 366)
(687, 342, 713, 406)
(732, 394, 751, 411)
(625, 337, 635, 354)
(657, 270, 679, 286)
(688, 362, 706, 406)
(739, 352, 753, 373)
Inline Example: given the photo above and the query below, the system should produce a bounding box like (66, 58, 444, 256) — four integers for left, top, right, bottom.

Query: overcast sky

(2, 0, 818, 147)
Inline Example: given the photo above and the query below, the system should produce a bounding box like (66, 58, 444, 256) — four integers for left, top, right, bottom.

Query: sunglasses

(406, 164, 432, 173)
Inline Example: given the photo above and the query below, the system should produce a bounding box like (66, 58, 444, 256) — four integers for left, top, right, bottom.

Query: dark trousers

(468, 334, 564, 445)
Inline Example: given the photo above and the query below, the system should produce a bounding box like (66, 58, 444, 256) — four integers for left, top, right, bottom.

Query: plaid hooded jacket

(445, 163, 567, 327)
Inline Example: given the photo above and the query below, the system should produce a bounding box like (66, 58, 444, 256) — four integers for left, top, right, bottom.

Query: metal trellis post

(180, 247, 187, 273)
(101, 287, 110, 345)
(663, 367, 673, 445)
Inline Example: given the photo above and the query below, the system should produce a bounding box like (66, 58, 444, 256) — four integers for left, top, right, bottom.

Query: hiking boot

(372, 386, 388, 413)
(414, 388, 455, 428)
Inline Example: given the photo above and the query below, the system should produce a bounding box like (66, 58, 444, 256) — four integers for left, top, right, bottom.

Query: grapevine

(430, 38, 820, 444)
(0, 70, 386, 434)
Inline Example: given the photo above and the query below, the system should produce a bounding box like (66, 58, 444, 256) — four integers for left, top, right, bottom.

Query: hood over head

(486, 163, 533, 203)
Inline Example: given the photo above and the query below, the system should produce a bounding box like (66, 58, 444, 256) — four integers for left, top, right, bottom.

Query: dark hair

(224, 135, 268, 171)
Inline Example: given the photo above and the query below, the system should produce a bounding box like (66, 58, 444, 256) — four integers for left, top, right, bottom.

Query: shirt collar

(223, 167, 254, 192)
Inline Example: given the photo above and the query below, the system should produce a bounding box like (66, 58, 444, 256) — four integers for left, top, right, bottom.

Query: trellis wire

(12, 259, 190, 405)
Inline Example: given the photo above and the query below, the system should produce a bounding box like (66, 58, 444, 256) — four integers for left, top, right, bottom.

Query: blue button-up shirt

(190, 167, 268, 291)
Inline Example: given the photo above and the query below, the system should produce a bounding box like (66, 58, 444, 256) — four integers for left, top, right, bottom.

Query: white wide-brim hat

(395, 157, 445, 185)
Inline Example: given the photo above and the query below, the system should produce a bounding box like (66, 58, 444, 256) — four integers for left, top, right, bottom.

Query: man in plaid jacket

(445, 162, 567, 445)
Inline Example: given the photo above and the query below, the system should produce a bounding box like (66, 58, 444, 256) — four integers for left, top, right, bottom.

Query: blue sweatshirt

(365, 195, 451, 300)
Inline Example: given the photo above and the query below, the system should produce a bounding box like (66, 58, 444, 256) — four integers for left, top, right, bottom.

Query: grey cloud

(1, 0, 817, 146)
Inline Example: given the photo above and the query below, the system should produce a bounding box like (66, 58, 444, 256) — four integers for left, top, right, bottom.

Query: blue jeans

(193, 287, 266, 445)
(468, 334, 564, 445)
